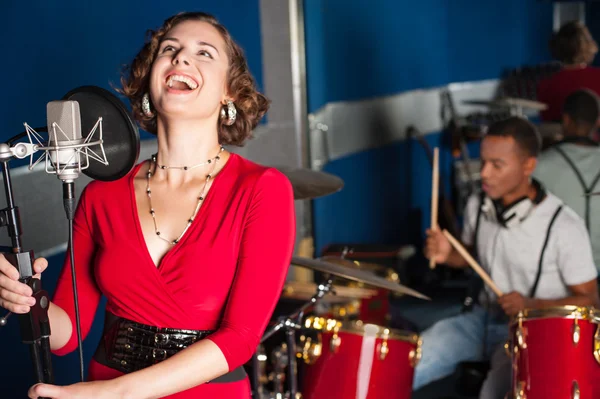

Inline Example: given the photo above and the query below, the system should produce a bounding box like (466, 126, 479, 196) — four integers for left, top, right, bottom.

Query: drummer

(417, 116, 599, 398)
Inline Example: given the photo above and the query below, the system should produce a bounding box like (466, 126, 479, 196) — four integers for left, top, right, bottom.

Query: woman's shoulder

(231, 154, 288, 180)
(230, 154, 293, 195)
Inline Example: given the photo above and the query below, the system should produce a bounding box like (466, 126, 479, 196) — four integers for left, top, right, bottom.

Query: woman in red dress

(538, 20, 600, 122)
(0, 11, 296, 399)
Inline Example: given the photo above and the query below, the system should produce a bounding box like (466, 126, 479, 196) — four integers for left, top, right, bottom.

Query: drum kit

(270, 146, 600, 399)
(256, 166, 430, 399)
(252, 254, 428, 399)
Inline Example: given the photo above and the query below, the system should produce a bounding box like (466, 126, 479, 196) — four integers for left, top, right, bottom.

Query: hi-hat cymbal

(291, 256, 430, 300)
(275, 166, 344, 200)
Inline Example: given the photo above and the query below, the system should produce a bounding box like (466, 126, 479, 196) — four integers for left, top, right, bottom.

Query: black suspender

(470, 195, 563, 299)
(472, 192, 484, 259)
(529, 205, 563, 298)
(553, 146, 600, 232)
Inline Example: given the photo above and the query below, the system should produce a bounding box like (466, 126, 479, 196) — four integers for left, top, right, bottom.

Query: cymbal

(275, 166, 344, 200)
(463, 97, 547, 111)
(320, 256, 388, 274)
(320, 257, 400, 284)
(282, 281, 377, 303)
(291, 256, 430, 300)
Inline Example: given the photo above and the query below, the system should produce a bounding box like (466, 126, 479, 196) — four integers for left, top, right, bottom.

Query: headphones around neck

(480, 179, 546, 228)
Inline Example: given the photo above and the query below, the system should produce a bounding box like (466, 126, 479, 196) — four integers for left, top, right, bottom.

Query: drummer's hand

(498, 291, 532, 317)
(0, 254, 48, 314)
(424, 228, 451, 264)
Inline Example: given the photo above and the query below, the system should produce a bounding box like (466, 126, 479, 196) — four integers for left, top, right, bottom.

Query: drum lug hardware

(572, 319, 581, 346)
(514, 381, 526, 399)
(504, 339, 511, 357)
(377, 328, 390, 360)
(516, 315, 527, 349)
(409, 338, 423, 367)
(300, 335, 322, 365)
(330, 327, 341, 353)
(594, 325, 600, 365)
(572, 380, 580, 399)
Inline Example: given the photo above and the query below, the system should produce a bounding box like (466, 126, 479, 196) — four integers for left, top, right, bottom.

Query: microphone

(8, 86, 139, 183)
(46, 100, 84, 183)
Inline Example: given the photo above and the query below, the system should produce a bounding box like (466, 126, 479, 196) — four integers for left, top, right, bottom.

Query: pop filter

(62, 86, 140, 181)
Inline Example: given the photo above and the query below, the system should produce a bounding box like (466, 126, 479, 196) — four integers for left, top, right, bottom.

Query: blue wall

(305, 1, 554, 255)
(0, 0, 264, 143)
(305, 0, 553, 113)
(0, 1, 263, 396)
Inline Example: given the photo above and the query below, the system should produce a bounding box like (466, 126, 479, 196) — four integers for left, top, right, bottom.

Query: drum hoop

(510, 305, 590, 324)
(303, 316, 420, 344)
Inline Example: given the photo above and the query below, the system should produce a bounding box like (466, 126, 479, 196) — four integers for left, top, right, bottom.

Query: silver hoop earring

(221, 100, 236, 126)
(142, 93, 154, 117)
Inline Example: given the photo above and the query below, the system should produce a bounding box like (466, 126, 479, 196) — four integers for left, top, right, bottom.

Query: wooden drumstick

(429, 147, 439, 269)
(442, 229, 503, 297)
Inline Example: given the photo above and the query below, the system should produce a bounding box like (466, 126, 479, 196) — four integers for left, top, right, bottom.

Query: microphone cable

(63, 182, 85, 382)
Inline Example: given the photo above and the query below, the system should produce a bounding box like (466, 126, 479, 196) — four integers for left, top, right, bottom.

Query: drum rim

(510, 305, 592, 324)
(303, 316, 420, 344)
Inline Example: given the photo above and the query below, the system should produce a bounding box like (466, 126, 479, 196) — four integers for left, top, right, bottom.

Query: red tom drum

(299, 316, 421, 399)
(507, 306, 600, 399)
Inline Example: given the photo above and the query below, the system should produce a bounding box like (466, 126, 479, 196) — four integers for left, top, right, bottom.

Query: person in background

(537, 21, 600, 122)
(534, 89, 600, 271)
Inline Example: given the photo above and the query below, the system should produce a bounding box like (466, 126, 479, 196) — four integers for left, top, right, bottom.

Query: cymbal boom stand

(260, 278, 335, 399)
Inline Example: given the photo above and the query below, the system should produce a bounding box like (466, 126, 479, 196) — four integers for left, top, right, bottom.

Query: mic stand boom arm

(0, 142, 53, 398)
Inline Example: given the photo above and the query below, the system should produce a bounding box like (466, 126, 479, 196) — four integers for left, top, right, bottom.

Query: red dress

(51, 153, 296, 398)
(537, 66, 600, 122)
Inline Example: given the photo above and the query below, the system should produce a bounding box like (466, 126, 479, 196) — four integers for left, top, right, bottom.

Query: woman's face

(149, 20, 230, 123)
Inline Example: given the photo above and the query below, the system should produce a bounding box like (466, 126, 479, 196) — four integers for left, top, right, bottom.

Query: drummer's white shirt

(461, 192, 597, 303)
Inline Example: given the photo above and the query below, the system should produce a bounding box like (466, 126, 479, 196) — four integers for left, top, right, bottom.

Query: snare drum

(507, 306, 600, 399)
(299, 316, 421, 399)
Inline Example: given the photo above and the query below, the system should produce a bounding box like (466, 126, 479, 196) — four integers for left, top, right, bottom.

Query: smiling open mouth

(166, 74, 199, 90)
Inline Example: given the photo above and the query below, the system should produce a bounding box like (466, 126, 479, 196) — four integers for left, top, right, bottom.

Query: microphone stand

(0, 142, 53, 398)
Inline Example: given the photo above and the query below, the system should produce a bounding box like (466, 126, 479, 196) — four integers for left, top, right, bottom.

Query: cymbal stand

(259, 278, 334, 399)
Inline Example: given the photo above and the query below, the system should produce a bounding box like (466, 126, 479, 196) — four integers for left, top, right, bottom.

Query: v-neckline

(129, 153, 236, 271)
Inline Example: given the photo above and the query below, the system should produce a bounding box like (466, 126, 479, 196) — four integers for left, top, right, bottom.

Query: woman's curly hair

(120, 12, 270, 146)
(550, 20, 598, 65)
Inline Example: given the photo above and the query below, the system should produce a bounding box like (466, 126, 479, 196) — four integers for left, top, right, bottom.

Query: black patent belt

(93, 312, 246, 383)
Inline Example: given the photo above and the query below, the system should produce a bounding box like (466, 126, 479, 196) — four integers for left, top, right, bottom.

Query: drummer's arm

(530, 220, 600, 309)
(444, 247, 470, 268)
(528, 279, 600, 309)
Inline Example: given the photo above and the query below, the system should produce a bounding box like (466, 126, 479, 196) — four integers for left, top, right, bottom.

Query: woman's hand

(0, 254, 48, 314)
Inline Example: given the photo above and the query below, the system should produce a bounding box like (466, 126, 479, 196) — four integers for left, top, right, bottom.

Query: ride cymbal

(290, 256, 430, 300)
